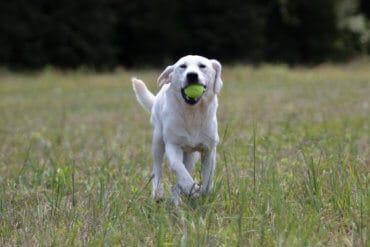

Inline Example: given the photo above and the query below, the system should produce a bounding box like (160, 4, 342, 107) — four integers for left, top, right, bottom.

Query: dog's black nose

(186, 72, 198, 83)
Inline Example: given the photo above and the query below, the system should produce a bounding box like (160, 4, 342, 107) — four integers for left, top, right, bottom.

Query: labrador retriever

(132, 55, 223, 206)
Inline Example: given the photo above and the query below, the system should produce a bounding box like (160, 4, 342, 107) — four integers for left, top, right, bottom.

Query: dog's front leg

(201, 148, 216, 194)
(171, 151, 201, 206)
(165, 143, 200, 197)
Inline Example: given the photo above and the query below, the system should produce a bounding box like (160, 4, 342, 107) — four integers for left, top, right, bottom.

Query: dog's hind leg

(152, 129, 165, 202)
(183, 151, 200, 173)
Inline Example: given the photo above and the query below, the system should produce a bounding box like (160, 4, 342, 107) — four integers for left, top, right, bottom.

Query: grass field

(0, 63, 369, 246)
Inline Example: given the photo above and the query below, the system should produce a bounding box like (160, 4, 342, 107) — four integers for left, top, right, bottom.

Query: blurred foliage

(0, 0, 369, 69)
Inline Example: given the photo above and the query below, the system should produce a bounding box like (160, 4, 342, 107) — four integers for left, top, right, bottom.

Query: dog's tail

(132, 78, 155, 113)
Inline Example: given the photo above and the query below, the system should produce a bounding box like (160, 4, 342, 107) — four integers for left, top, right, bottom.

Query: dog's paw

(171, 185, 182, 207)
(189, 183, 201, 199)
(153, 186, 164, 202)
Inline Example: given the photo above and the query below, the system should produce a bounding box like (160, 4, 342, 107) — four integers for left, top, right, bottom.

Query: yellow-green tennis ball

(184, 85, 205, 98)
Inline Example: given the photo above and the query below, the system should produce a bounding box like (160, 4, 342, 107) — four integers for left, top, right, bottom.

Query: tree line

(0, 0, 369, 69)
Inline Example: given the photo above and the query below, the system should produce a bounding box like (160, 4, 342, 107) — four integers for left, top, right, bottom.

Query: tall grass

(0, 64, 368, 246)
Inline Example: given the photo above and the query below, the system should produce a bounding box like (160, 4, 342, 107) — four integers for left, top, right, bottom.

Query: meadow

(0, 63, 368, 246)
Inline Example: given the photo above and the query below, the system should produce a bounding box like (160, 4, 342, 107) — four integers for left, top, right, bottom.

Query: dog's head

(157, 55, 223, 104)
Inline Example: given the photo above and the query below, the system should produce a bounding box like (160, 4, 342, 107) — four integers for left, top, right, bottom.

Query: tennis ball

(184, 84, 205, 98)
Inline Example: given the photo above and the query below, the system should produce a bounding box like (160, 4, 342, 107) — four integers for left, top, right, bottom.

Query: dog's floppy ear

(211, 59, 223, 94)
(157, 65, 174, 87)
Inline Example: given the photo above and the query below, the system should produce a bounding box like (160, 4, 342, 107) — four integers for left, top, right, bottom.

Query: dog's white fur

(132, 55, 222, 206)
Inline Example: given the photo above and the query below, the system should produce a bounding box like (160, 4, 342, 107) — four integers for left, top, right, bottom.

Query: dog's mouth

(181, 84, 206, 105)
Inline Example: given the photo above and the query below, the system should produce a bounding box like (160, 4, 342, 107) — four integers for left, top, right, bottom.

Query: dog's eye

(179, 64, 187, 69)
(199, 64, 206, 69)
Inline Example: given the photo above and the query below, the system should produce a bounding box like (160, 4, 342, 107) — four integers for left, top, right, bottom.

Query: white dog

(132, 55, 223, 206)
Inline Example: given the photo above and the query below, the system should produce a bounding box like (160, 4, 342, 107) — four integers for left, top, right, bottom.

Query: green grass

(0, 64, 369, 246)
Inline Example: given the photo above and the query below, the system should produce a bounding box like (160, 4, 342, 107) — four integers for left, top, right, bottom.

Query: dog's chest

(172, 122, 217, 152)
(181, 129, 209, 151)
(161, 99, 218, 151)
